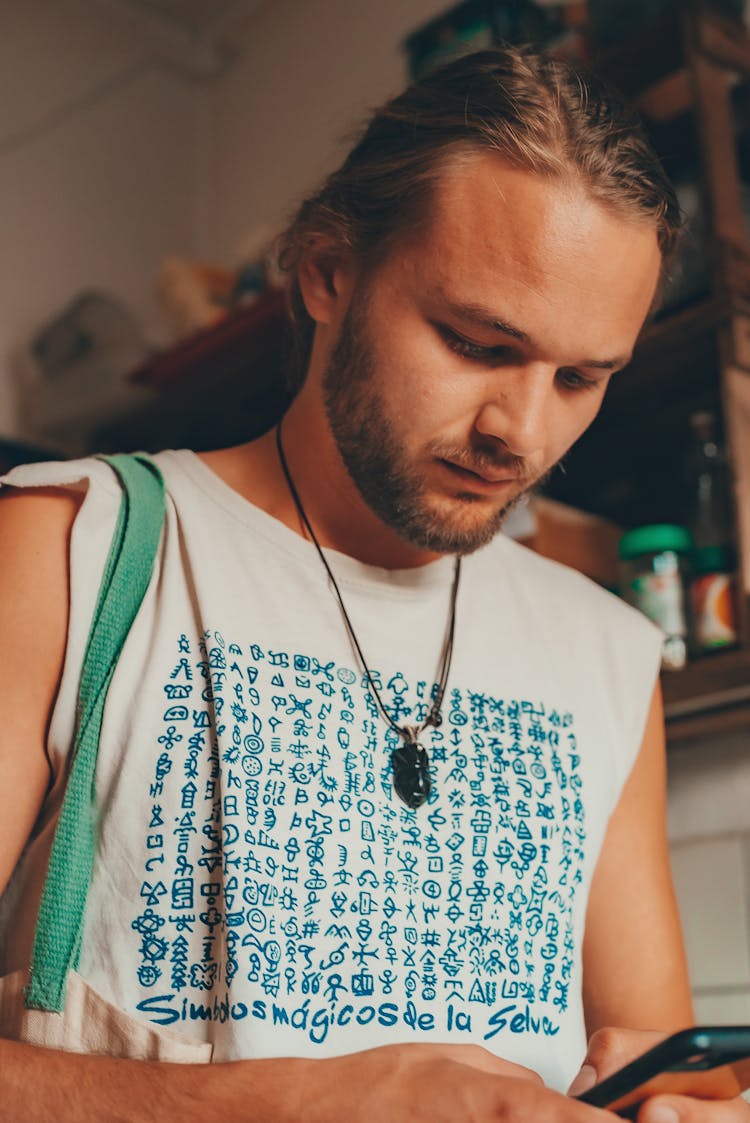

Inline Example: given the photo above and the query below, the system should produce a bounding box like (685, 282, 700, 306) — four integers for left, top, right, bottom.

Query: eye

(556, 367, 602, 392)
(438, 325, 514, 365)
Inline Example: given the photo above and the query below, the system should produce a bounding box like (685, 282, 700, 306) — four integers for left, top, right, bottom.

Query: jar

(690, 545, 739, 653)
(619, 524, 692, 671)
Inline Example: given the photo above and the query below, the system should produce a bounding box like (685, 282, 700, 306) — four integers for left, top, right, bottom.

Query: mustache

(430, 444, 537, 486)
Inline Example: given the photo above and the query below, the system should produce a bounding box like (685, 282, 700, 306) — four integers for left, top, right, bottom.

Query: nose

(473, 363, 553, 460)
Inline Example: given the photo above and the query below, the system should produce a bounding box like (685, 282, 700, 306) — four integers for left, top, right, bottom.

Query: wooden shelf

(593, 5, 750, 124)
(592, 3, 687, 105)
(663, 646, 750, 743)
(542, 306, 724, 530)
(555, 5, 750, 746)
(640, 294, 729, 356)
(128, 288, 288, 389)
(96, 288, 293, 453)
(663, 645, 750, 714)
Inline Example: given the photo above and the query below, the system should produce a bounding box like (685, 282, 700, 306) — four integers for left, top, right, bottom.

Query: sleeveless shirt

(0, 449, 662, 1089)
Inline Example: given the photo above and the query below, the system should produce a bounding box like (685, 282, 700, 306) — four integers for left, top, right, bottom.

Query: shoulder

(1, 454, 121, 497)
(470, 533, 663, 706)
(0, 482, 83, 570)
(0, 464, 106, 893)
(0, 480, 82, 525)
(0, 472, 87, 774)
(477, 532, 652, 630)
(0, 482, 83, 644)
(0, 456, 125, 610)
(0, 459, 105, 633)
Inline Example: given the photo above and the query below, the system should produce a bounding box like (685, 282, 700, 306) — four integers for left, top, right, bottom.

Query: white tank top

(0, 449, 662, 1089)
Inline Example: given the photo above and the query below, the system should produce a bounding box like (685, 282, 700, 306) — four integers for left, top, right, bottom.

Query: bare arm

(0, 1039, 295, 1123)
(0, 1037, 623, 1123)
(564, 683, 750, 1119)
(581, 680, 693, 1037)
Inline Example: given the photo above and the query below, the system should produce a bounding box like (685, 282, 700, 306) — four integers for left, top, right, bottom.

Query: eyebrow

(441, 296, 632, 371)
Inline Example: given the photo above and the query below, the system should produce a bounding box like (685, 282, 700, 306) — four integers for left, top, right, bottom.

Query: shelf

(593, 5, 750, 125)
(128, 287, 288, 389)
(98, 288, 292, 453)
(592, 3, 687, 105)
(640, 294, 729, 355)
(663, 646, 750, 742)
(543, 311, 724, 529)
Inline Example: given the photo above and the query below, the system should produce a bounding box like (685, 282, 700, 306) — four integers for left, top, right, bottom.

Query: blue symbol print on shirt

(130, 631, 585, 1043)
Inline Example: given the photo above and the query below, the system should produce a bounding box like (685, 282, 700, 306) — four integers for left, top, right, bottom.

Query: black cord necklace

(275, 423, 461, 809)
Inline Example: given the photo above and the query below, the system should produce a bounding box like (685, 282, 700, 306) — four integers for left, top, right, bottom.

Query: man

(0, 43, 746, 1123)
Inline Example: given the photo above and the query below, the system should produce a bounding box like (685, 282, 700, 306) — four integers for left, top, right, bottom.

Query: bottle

(619, 525, 692, 671)
(683, 411, 738, 653)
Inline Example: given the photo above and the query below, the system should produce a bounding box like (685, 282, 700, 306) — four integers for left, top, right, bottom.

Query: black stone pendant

(391, 741, 431, 809)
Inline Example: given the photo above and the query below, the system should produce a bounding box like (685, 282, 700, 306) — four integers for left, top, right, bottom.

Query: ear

(297, 242, 356, 325)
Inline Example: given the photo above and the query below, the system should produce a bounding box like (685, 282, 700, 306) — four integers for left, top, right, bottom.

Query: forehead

(382, 151, 662, 355)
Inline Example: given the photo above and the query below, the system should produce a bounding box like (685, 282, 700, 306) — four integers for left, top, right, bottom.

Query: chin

(398, 494, 511, 556)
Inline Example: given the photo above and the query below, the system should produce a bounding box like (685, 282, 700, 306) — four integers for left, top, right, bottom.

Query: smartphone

(576, 1026, 750, 1118)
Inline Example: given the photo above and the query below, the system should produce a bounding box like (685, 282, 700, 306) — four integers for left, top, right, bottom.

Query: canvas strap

(25, 453, 165, 1011)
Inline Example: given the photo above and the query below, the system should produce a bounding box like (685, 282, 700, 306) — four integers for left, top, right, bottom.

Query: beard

(322, 290, 543, 556)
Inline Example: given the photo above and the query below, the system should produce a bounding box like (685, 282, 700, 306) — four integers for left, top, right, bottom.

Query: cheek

(402, 374, 480, 450)
(390, 326, 483, 422)
(410, 373, 468, 419)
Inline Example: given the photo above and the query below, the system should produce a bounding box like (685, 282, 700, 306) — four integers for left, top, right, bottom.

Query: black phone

(576, 1026, 750, 1118)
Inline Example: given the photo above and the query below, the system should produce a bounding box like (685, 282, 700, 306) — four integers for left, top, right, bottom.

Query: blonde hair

(279, 44, 680, 388)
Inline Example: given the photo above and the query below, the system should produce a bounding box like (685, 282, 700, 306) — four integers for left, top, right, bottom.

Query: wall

(0, 0, 200, 440)
(192, 0, 451, 262)
(0, 0, 448, 444)
(667, 728, 750, 1022)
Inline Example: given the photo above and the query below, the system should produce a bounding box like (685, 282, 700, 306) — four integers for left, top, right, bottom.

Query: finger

(570, 1027, 666, 1094)
(568, 1064, 598, 1097)
(638, 1093, 750, 1123)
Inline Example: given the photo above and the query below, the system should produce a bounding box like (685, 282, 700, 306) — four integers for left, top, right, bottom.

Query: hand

(568, 1026, 750, 1123)
(295, 1041, 615, 1123)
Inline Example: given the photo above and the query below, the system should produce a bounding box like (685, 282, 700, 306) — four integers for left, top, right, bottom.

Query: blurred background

(1, 0, 750, 1023)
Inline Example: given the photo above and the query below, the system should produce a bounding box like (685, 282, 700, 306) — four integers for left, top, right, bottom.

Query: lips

(441, 459, 519, 486)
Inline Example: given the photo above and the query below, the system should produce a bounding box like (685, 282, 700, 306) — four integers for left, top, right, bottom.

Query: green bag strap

(25, 453, 166, 1012)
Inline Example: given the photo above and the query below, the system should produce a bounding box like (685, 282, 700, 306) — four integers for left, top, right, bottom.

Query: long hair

(278, 44, 680, 389)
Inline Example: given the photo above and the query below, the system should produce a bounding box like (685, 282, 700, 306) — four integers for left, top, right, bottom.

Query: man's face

(321, 153, 662, 556)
